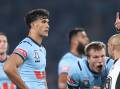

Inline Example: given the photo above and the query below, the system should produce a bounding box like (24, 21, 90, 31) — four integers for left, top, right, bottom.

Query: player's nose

(46, 23, 49, 29)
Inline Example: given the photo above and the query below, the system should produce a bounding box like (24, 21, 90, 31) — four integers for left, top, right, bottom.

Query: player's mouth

(44, 29, 49, 33)
(97, 65, 103, 70)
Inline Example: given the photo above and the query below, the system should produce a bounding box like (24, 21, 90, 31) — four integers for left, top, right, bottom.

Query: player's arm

(3, 53, 28, 89)
(58, 59, 71, 89)
(67, 69, 80, 89)
(67, 76, 80, 89)
(115, 12, 120, 32)
(58, 72, 68, 89)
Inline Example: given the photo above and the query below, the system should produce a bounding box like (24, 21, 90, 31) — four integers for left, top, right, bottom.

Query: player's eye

(93, 56, 99, 59)
(0, 40, 7, 43)
(3, 40, 7, 43)
(42, 20, 47, 23)
(101, 55, 105, 58)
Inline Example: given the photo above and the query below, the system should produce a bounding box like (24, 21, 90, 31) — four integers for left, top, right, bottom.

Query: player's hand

(115, 12, 120, 32)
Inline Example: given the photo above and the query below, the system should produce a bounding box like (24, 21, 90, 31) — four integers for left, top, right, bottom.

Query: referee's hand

(115, 12, 120, 33)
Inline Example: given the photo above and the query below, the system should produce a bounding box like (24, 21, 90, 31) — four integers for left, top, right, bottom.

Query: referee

(104, 34, 120, 89)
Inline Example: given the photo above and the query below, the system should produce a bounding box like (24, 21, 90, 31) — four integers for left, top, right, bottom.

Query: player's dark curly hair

(69, 27, 85, 44)
(24, 9, 49, 29)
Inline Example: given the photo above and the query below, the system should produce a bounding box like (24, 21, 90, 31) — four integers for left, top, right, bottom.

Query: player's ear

(30, 21, 36, 28)
(87, 58, 90, 63)
(87, 55, 90, 61)
(31, 22, 34, 27)
(71, 38, 77, 46)
(113, 44, 118, 51)
(7, 42, 9, 53)
(109, 44, 115, 52)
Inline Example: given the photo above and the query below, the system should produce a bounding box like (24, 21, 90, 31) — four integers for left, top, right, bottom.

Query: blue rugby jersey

(13, 37, 47, 89)
(0, 61, 16, 89)
(67, 57, 113, 89)
(58, 52, 86, 75)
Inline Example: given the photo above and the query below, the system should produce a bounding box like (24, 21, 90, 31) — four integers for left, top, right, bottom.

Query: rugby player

(67, 41, 113, 89)
(4, 9, 49, 89)
(58, 28, 89, 89)
(0, 32, 15, 89)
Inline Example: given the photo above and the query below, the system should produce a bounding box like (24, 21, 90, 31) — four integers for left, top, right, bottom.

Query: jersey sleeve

(67, 67, 80, 88)
(13, 42, 31, 62)
(58, 57, 72, 75)
(105, 57, 114, 74)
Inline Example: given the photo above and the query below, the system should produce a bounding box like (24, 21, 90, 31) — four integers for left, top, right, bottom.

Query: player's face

(0, 35, 8, 54)
(33, 18, 49, 37)
(88, 48, 105, 73)
(75, 31, 89, 54)
(76, 31, 89, 46)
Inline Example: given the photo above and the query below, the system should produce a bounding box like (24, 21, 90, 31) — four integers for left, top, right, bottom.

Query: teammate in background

(3, 9, 49, 89)
(58, 28, 89, 89)
(0, 32, 16, 89)
(104, 34, 120, 89)
(67, 41, 113, 89)
(115, 12, 120, 32)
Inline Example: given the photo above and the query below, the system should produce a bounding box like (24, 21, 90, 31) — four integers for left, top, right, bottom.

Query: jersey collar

(0, 56, 8, 63)
(87, 61, 101, 75)
(27, 36, 42, 47)
(114, 58, 119, 64)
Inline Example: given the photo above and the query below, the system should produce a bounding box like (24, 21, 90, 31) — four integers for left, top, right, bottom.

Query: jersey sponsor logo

(34, 71, 45, 79)
(1, 82, 16, 89)
(14, 48, 27, 59)
(61, 66, 70, 72)
(33, 50, 40, 62)
(104, 76, 112, 89)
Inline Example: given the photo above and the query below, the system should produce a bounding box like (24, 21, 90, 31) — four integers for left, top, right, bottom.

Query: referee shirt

(104, 58, 120, 89)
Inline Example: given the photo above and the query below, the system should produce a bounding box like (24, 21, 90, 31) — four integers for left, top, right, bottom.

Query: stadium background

(0, 0, 120, 89)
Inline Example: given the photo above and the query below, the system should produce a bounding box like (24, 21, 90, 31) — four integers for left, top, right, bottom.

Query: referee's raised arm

(115, 12, 120, 32)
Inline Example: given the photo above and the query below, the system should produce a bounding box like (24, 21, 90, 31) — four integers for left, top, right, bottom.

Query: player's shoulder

(60, 52, 76, 63)
(114, 59, 120, 67)
(17, 37, 32, 47)
(105, 56, 114, 64)
(14, 37, 33, 54)
(63, 52, 76, 59)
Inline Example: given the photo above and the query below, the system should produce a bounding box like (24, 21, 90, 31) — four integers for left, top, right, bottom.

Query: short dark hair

(25, 8, 49, 29)
(0, 32, 7, 37)
(69, 27, 85, 43)
(85, 41, 106, 57)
